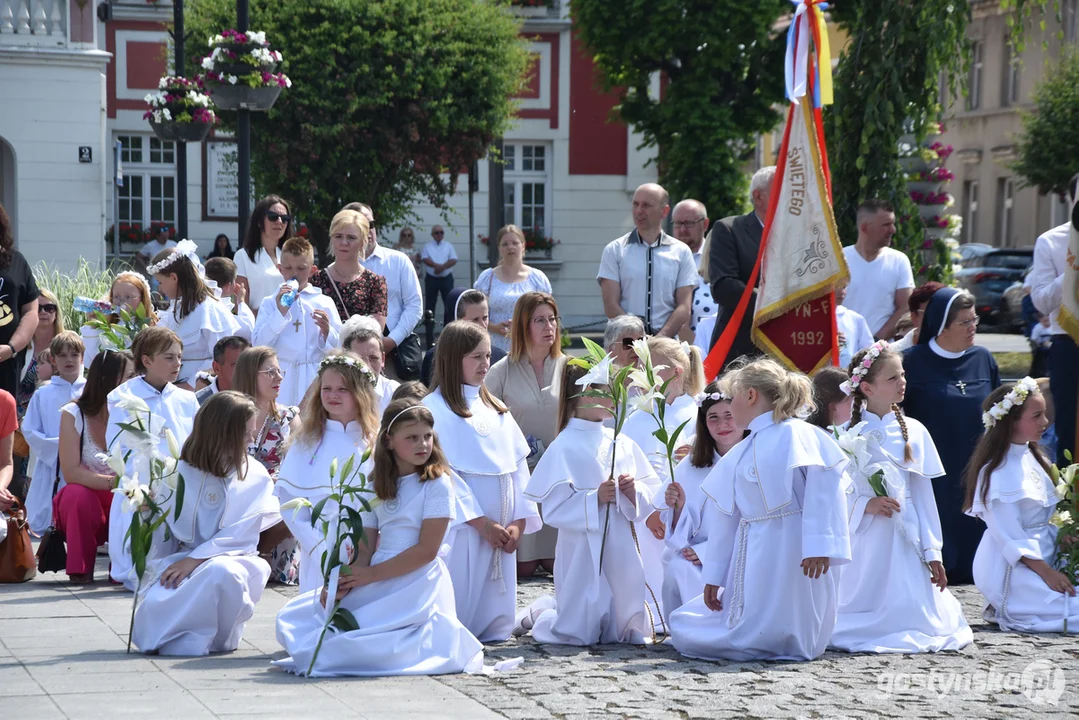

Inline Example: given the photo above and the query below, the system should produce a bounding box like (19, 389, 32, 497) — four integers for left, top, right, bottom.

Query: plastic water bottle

(73, 296, 115, 315)
(280, 279, 299, 308)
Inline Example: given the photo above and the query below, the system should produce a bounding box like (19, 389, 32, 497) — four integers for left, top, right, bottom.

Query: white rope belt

(729, 508, 803, 628)
(489, 472, 511, 593)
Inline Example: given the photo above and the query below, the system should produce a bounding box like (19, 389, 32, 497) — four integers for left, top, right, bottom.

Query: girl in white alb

(830, 343, 972, 653)
(424, 321, 541, 642)
(669, 358, 851, 662)
(515, 361, 656, 645)
(106, 327, 200, 590)
(150, 240, 241, 389)
(661, 379, 746, 623)
(965, 378, 1079, 632)
(275, 400, 487, 677)
(131, 392, 281, 655)
(619, 337, 705, 627)
(274, 352, 381, 594)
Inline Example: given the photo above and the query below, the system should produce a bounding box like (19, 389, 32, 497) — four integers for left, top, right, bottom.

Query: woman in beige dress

(484, 291, 566, 577)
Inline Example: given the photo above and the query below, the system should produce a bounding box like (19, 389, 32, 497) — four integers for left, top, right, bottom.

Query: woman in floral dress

(233, 346, 301, 584)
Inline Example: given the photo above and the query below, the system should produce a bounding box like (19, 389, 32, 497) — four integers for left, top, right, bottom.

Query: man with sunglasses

(421, 225, 458, 326)
(671, 199, 717, 351)
(135, 225, 177, 282)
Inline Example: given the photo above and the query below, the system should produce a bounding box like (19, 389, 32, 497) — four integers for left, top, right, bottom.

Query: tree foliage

(183, 0, 529, 252)
(571, 0, 789, 217)
(825, 1, 969, 282)
(1012, 52, 1079, 196)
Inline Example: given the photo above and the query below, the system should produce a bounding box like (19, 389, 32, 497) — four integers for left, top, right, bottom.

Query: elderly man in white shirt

(597, 183, 698, 337)
(345, 202, 425, 380)
(1029, 173, 1078, 466)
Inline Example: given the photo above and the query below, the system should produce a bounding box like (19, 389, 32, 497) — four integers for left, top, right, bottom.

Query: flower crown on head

(693, 391, 730, 406)
(982, 377, 1039, 430)
(116, 270, 150, 286)
(146, 239, 199, 275)
(839, 340, 890, 396)
(319, 353, 377, 386)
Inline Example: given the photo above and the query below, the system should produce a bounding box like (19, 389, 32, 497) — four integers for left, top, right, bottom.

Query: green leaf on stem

(172, 473, 185, 521)
(332, 607, 360, 632)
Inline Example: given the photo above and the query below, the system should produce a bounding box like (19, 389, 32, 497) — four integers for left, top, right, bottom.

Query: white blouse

(235, 246, 284, 308)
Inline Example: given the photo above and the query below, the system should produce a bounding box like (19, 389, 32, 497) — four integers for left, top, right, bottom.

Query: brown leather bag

(0, 500, 37, 583)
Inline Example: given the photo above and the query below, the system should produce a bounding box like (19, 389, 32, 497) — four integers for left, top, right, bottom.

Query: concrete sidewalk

(0, 568, 501, 719)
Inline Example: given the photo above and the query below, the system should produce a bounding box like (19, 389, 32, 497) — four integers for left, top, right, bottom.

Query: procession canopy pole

(237, 0, 251, 244)
(173, 0, 189, 240)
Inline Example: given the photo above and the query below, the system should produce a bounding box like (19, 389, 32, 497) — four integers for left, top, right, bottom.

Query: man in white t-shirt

(136, 226, 177, 285)
(841, 199, 914, 340)
(421, 225, 458, 325)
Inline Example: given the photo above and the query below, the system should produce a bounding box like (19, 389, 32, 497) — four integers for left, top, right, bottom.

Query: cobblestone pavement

(433, 576, 1078, 720)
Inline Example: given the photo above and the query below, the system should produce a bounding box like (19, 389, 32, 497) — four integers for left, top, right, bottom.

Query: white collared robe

(131, 460, 281, 655)
(968, 443, 1079, 633)
(158, 297, 241, 386)
(424, 385, 541, 642)
(521, 418, 655, 645)
(620, 393, 698, 628)
(275, 473, 485, 677)
(661, 452, 716, 623)
(373, 374, 401, 415)
(669, 414, 852, 661)
(832, 410, 972, 653)
(106, 378, 199, 590)
(274, 420, 371, 594)
(252, 286, 342, 407)
(23, 375, 86, 534)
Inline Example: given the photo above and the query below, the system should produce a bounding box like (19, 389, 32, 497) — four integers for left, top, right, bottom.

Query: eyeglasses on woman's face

(621, 336, 643, 350)
(531, 315, 559, 327)
(266, 210, 291, 224)
(258, 367, 285, 380)
(39, 304, 57, 315)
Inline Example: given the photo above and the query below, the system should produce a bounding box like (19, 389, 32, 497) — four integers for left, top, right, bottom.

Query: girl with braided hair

(831, 342, 972, 653)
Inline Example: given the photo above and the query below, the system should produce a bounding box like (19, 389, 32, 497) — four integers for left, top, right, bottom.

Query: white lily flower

(631, 338, 651, 366)
(1050, 510, 1072, 528)
(113, 473, 148, 513)
(627, 368, 654, 392)
(114, 389, 150, 415)
(280, 497, 313, 519)
(630, 390, 664, 415)
(1056, 480, 1069, 500)
(101, 447, 127, 478)
(575, 354, 613, 388)
(165, 428, 181, 459)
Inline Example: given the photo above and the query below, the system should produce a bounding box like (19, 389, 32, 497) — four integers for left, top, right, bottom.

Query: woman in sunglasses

(13, 288, 63, 486)
(236, 195, 291, 313)
(393, 226, 422, 276)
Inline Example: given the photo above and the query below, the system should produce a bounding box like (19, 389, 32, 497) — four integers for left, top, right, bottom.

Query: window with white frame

(967, 41, 983, 111)
(997, 177, 1014, 247)
(962, 180, 979, 244)
(502, 142, 551, 234)
(116, 134, 177, 233)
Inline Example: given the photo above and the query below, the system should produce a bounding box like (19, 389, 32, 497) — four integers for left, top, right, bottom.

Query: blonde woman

(310, 209, 388, 328)
(485, 291, 565, 577)
(15, 288, 64, 475)
(475, 225, 552, 353)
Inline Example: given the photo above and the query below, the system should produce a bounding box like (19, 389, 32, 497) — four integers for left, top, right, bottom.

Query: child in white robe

(661, 379, 746, 624)
(669, 358, 851, 662)
(150, 239, 241, 389)
(342, 315, 400, 414)
(131, 391, 281, 655)
(274, 351, 380, 593)
(831, 343, 972, 653)
(23, 331, 86, 534)
(424, 321, 541, 642)
(965, 379, 1079, 632)
(106, 327, 199, 590)
(619, 337, 705, 629)
(253, 237, 342, 406)
(205, 257, 255, 341)
(515, 361, 656, 645)
(275, 400, 486, 676)
(80, 271, 158, 370)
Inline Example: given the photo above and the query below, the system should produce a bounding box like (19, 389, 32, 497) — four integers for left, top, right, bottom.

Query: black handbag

(36, 420, 83, 573)
(389, 332, 423, 381)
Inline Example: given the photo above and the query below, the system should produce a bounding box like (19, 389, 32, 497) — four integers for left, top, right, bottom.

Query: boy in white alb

(841, 200, 914, 340)
(23, 332, 87, 534)
(205, 257, 255, 340)
(253, 237, 342, 406)
(834, 281, 875, 370)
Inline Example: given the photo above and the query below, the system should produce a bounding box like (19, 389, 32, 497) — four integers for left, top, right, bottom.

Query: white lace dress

(274, 473, 484, 677)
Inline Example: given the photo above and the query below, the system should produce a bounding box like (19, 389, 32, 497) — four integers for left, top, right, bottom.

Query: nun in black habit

(901, 287, 1000, 584)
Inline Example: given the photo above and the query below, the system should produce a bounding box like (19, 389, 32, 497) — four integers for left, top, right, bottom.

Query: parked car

(999, 266, 1033, 334)
(958, 243, 994, 267)
(955, 248, 1034, 327)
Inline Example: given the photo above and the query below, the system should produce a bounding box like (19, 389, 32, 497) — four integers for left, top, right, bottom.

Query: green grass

(992, 351, 1034, 379)
(34, 261, 117, 333)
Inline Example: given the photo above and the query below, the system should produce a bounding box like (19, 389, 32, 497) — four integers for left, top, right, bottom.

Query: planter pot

(209, 84, 282, 111)
(918, 203, 950, 221)
(925, 226, 951, 240)
(898, 156, 931, 174)
(149, 119, 213, 143)
(213, 61, 277, 78)
(525, 248, 553, 261)
(907, 180, 943, 195)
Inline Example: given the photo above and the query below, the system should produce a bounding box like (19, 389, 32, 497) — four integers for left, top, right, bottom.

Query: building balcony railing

(508, 0, 562, 19)
(0, 0, 76, 48)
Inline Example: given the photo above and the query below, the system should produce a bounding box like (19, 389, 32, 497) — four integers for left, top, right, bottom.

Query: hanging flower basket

(907, 180, 943, 195)
(149, 119, 214, 143)
(143, 75, 217, 141)
(208, 84, 282, 111)
(918, 203, 951, 221)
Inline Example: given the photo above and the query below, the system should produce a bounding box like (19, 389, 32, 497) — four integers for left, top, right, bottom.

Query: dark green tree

(184, 0, 529, 253)
(1012, 52, 1079, 197)
(570, 0, 789, 216)
(824, 1, 969, 281)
